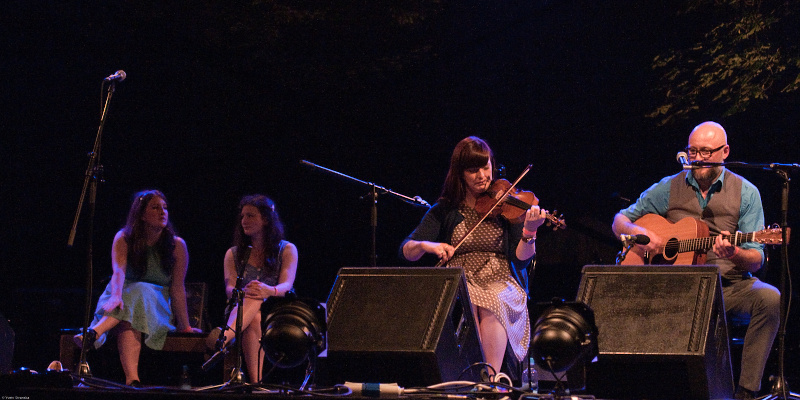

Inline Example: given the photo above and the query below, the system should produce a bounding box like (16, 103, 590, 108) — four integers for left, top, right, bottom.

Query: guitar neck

(680, 232, 755, 253)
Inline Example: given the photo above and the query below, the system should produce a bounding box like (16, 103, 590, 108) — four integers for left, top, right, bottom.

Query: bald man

(612, 121, 780, 400)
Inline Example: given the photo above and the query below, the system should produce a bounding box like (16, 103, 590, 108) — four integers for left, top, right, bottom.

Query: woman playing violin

(399, 136, 547, 378)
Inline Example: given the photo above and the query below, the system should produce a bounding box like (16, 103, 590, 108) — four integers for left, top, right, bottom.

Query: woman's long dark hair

(439, 136, 495, 207)
(232, 194, 285, 276)
(122, 190, 177, 279)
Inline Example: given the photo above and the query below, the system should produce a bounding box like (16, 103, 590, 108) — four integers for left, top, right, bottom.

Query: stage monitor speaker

(577, 265, 733, 400)
(325, 267, 483, 387)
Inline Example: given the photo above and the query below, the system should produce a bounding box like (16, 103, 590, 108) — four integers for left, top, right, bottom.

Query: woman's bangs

(460, 147, 490, 170)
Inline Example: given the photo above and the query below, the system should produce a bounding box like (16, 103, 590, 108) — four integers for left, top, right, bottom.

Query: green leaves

(648, 1, 799, 126)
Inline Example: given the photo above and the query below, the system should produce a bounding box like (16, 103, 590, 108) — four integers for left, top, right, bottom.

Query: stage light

(260, 296, 327, 369)
(530, 299, 598, 374)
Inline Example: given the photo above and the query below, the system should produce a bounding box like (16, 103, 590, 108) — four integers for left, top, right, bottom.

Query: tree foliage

(647, 0, 800, 126)
(190, 0, 446, 99)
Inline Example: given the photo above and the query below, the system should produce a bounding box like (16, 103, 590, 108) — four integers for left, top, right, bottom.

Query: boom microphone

(620, 233, 650, 245)
(676, 151, 693, 170)
(104, 70, 127, 82)
(410, 196, 430, 208)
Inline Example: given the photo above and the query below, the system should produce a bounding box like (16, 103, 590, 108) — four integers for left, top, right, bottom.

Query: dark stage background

(2, 0, 799, 387)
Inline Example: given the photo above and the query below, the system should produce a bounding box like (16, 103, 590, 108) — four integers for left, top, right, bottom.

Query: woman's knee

(478, 307, 497, 321)
(116, 320, 135, 332)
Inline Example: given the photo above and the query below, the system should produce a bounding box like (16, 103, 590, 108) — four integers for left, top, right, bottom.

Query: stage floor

(5, 369, 796, 400)
(6, 330, 800, 400)
(7, 383, 790, 400)
(0, 378, 675, 400)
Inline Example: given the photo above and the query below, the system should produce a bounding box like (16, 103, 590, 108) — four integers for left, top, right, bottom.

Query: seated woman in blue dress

(73, 189, 201, 386)
(211, 194, 298, 383)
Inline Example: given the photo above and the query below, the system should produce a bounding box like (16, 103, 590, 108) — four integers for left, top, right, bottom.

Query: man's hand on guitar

(637, 228, 664, 254)
(713, 230, 739, 260)
(613, 213, 663, 254)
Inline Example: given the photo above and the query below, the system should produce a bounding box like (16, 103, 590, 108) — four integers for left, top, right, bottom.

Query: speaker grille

(325, 267, 483, 386)
(577, 265, 734, 400)
(578, 267, 717, 355)
(328, 273, 456, 351)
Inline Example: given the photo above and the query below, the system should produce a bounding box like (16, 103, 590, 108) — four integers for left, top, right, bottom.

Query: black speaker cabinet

(325, 267, 483, 387)
(577, 265, 734, 400)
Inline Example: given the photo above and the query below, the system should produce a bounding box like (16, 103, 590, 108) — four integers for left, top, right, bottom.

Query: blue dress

(90, 246, 175, 350)
(224, 241, 288, 317)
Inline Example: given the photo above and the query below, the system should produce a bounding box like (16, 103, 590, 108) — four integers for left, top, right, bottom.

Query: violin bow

(436, 164, 533, 267)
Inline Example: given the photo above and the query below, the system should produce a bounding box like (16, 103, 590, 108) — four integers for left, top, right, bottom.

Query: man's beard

(692, 166, 721, 183)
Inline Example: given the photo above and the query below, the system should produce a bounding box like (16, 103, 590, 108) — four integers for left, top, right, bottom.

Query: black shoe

(128, 380, 142, 388)
(73, 328, 98, 349)
(734, 385, 756, 400)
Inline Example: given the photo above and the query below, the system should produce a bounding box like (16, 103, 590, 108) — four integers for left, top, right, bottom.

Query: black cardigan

(398, 202, 533, 295)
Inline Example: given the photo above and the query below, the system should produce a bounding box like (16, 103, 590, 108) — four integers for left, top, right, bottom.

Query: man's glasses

(684, 144, 726, 158)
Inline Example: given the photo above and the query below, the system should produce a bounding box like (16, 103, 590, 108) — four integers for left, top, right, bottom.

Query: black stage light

(530, 299, 598, 374)
(260, 296, 327, 369)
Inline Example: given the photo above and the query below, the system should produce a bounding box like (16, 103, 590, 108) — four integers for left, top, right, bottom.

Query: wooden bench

(57, 283, 234, 384)
(58, 331, 211, 372)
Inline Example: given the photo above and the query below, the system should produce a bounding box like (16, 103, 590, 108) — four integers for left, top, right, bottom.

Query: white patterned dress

(448, 205, 530, 362)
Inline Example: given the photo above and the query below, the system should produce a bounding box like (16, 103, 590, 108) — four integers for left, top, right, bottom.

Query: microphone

(104, 70, 127, 82)
(411, 196, 430, 208)
(236, 246, 252, 277)
(676, 151, 693, 170)
(620, 233, 650, 245)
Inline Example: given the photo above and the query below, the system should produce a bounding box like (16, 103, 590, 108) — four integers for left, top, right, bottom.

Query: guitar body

(621, 214, 710, 265)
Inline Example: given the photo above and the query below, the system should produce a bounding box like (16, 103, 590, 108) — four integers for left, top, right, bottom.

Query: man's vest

(666, 169, 743, 278)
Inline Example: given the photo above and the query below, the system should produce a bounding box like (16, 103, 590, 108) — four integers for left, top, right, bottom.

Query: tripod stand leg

(760, 381, 800, 400)
(299, 369, 312, 390)
(299, 357, 315, 391)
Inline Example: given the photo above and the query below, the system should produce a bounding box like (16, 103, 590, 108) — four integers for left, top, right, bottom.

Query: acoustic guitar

(621, 213, 786, 266)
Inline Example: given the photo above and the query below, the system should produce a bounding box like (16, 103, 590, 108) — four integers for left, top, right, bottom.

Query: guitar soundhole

(662, 239, 680, 260)
(650, 254, 674, 265)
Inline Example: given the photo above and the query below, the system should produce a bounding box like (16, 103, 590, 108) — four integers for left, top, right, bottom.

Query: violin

(435, 166, 563, 268)
(474, 179, 566, 230)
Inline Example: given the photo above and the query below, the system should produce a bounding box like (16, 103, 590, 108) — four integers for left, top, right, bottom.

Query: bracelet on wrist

(522, 236, 535, 243)
(522, 227, 537, 239)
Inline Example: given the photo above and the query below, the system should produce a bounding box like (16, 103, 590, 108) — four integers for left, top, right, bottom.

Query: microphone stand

(199, 247, 252, 392)
(300, 160, 431, 267)
(228, 276, 247, 386)
(695, 160, 800, 399)
(67, 79, 118, 381)
(615, 240, 635, 265)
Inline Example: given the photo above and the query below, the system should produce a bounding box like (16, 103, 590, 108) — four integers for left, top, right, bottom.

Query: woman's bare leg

(116, 322, 142, 385)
